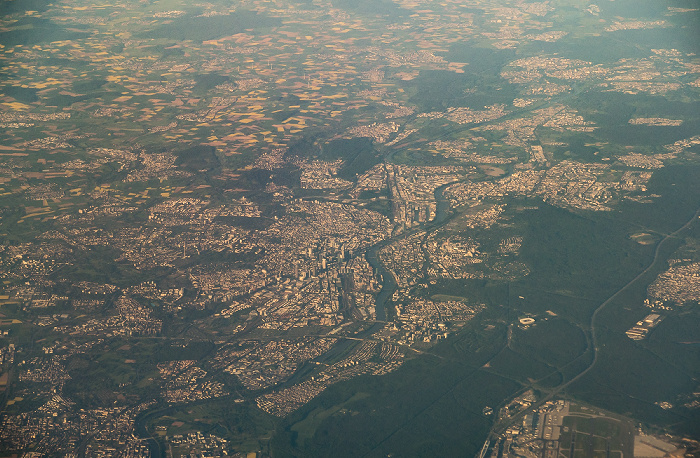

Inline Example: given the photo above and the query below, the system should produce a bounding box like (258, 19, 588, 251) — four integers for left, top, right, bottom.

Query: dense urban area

(0, 0, 699, 456)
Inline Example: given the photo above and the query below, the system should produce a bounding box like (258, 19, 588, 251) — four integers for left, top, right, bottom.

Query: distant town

(0, 0, 699, 456)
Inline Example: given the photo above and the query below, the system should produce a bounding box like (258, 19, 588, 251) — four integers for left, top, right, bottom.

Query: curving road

(559, 206, 700, 393)
(486, 206, 700, 443)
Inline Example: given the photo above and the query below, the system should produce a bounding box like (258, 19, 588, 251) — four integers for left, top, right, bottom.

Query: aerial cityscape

(0, 0, 699, 456)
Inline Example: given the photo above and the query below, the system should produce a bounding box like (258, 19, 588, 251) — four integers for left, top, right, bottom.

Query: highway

(483, 206, 700, 449)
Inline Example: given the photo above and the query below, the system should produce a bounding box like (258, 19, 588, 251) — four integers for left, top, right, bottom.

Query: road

(562, 207, 700, 393)
(485, 206, 700, 444)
